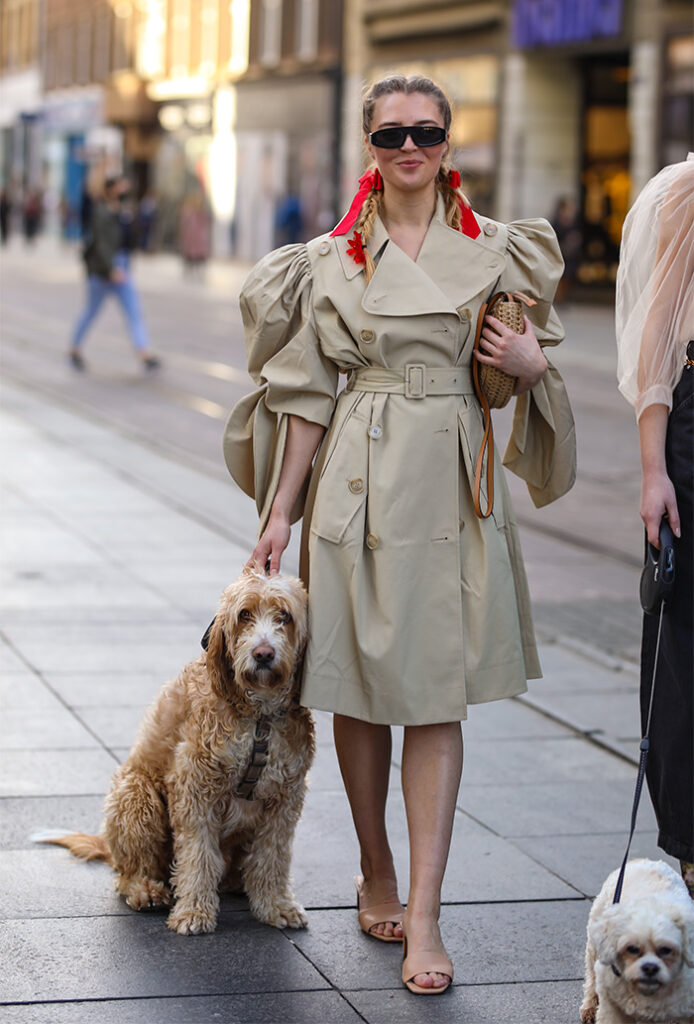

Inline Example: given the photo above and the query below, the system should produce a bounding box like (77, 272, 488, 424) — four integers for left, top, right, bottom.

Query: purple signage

(513, 0, 624, 48)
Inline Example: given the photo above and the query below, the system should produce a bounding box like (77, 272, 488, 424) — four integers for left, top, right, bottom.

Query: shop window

(661, 34, 694, 166)
(577, 54, 629, 287)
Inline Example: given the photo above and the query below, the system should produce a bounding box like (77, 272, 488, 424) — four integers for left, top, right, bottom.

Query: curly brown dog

(37, 568, 315, 935)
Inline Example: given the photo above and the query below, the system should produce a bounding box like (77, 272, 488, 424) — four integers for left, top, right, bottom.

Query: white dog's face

(206, 568, 309, 716)
(594, 900, 691, 999)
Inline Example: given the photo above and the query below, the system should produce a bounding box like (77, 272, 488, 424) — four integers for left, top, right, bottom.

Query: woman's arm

(474, 314, 548, 394)
(638, 402, 681, 548)
(248, 414, 326, 574)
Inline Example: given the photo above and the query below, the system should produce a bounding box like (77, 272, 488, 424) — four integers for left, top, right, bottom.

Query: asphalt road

(1, 236, 644, 662)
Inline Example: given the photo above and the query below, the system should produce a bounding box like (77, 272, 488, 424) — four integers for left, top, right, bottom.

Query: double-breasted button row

(366, 533, 379, 550)
(349, 478, 364, 494)
(360, 328, 374, 343)
(367, 424, 382, 440)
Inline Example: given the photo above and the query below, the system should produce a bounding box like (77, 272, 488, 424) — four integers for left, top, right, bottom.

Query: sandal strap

(402, 950, 454, 984)
(358, 899, 405, 931)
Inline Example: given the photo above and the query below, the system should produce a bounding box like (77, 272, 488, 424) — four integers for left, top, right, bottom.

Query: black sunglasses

(369, 125, 447, 149)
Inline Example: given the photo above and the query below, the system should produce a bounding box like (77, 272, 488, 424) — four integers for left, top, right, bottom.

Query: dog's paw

(120, 878, 171, 911)
(167, 901, 218, 935)
(579, 1000, 597, 1024)
(254, 897, 308, 929)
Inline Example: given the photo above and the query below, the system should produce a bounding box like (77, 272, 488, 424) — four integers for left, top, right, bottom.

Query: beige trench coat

(223, 197, 576, 725)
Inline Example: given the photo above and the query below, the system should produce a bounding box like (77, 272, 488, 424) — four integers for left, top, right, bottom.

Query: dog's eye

(625, 945, 641, 956)
(656, 946, 673, 957)
(277, 610, 293, 625)
(238, 609, 252, 622)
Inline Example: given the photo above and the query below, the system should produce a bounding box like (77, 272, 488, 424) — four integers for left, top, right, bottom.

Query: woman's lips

(397, 161, 423, 168)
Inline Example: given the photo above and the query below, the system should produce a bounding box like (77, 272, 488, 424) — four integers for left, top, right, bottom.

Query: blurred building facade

(341, 0, 693, 290)
(0, 0, 691, 276)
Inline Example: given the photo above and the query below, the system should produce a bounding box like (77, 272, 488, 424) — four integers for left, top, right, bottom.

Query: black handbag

(639, 518, 676, 615)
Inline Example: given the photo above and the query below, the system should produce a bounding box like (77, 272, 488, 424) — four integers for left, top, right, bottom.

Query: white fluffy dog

(580, 859, 694, 1023)
(37, 569, 314, 936)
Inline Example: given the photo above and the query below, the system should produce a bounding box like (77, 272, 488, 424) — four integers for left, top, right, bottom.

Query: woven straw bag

(477, 295, 524, 408)
(471, 290, 536, 518)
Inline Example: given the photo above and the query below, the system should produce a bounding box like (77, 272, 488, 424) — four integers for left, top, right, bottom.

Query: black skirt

(640, 361, 694, 862)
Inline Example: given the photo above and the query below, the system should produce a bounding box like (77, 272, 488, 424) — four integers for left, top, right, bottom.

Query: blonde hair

(357, 74, 469, 282)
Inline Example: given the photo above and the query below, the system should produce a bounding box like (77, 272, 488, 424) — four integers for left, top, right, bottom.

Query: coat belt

(346, 364, 474, 399)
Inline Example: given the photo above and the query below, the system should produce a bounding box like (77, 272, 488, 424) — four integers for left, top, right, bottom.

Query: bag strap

(471, 291, 509, 519)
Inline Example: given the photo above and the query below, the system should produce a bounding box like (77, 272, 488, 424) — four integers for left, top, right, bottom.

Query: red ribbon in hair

(449, 169, 480, 239)
(330, 168, 383, 237)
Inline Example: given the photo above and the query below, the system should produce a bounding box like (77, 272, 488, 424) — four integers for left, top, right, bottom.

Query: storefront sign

(513, 0, 623, 48)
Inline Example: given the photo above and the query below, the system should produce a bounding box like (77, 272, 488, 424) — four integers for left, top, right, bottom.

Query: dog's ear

(205, 615, 235, 702)
(589, 905, 621, 965)
(673, 907, 694, 967)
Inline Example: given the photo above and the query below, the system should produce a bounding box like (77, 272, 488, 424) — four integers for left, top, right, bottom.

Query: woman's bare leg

(401, 721, 463, 988)
(333, 713, 403, 939)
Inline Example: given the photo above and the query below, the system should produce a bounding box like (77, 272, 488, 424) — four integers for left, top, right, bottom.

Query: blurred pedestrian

(178, 189, 210, 275)
(0, 188, 11, 244)
(138, 189, 158, 252)
(551, 196, 581, 303)
(22, 188, 42, 243)
(275, 192, 303, 245)
(616, 153, 694, 894)
(69, 175, 160, 371)
(224, 72, 575, 994)
(80, 184, 93, 238)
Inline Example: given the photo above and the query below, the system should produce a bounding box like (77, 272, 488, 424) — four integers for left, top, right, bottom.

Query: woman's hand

(641, 469, 680, 549)
(474, 314, 548, 394)
(247, 511, 291, 575)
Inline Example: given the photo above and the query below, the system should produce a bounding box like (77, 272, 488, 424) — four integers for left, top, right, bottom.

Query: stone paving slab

(459, 735, 635, 787)
(0, 705, 100, 750)
(0, 795, 105, 850)
(348, 980, 584, 1024)
(0, 991, 365, 1024)
(42, 671, 165, 708)
(291, 902, 587, 990)
(0, 749, 117, 797)
(511, 831, 679, 898)
(293, 790, 580, 909)
(0, 849, 123, 919)
(0, 913, 329, 1004)
(459, 776, 658, 837)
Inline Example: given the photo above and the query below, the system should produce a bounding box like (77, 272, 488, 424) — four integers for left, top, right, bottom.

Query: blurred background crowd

(0, 0, 691, 293)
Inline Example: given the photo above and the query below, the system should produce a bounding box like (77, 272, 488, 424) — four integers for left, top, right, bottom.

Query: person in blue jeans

(69, 176, 160, 371)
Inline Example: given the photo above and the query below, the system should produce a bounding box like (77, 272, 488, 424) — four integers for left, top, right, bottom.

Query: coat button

(349, 478, 364, 494)
(367, 424, 382, 440)
(319, 240, 331, 255)
(458, 307, 471, 322)
(483, 223, 498, 237)
(366, 533, 379, 549)
(360, 328, 374, 343)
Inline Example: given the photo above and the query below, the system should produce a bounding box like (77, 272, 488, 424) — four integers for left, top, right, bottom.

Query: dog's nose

(641, 962, 660, 978)
(252, 644, 275, 666)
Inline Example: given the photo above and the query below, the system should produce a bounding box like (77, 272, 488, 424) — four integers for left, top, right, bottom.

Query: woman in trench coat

(224, 74, 575, 994)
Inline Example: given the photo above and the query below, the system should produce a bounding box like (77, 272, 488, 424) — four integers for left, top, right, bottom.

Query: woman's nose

(400, 132, 418, 151)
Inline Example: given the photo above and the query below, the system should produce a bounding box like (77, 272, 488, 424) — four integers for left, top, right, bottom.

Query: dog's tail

(31, 830, 112, 864)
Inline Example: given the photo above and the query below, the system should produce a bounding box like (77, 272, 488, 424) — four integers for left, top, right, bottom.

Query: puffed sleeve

(223, 244, 339, 531)
(499, 220, 577, 507)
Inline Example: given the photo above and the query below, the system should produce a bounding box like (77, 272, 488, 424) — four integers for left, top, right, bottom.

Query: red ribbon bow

(449, 169, 480, 239)
(330, 168, 383, 237)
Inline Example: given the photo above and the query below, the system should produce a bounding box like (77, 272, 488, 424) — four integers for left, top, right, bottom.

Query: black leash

(612, 518, 675, 905)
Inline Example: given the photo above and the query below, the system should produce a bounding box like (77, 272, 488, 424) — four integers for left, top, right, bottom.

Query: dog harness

(236, 717, 272, 800)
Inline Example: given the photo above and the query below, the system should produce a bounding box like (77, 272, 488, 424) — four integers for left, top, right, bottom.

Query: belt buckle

(404, 363, 426, 399)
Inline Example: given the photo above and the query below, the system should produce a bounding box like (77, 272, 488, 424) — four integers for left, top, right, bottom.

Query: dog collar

(236, 717, 271, 801)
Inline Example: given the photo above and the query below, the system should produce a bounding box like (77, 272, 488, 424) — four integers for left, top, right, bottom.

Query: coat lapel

(336, 195, 507, 317)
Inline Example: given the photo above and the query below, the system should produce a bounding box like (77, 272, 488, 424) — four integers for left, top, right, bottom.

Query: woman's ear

(205, 616, 235, 702)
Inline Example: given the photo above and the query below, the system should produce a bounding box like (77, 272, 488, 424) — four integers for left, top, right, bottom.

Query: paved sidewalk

(0, 379, 675, 1024)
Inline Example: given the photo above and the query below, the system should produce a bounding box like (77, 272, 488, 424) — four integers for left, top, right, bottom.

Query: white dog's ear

(589, 905, 621, 965)
(674, 907, 694, 967)
(205, 615, 236, 702)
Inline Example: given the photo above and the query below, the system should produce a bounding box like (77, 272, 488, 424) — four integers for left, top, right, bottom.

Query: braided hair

(356, 74, 469, 282)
